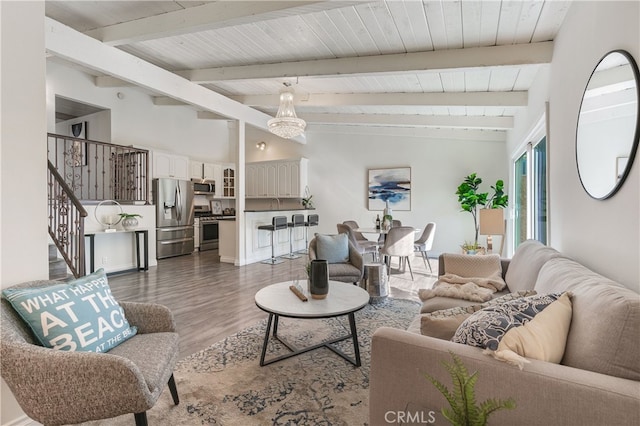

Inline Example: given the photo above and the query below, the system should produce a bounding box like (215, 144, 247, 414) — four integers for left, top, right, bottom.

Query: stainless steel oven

(199, 217, 219, 251)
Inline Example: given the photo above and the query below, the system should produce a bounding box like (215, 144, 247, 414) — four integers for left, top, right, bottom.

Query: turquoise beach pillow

(2, 269, 137, 352)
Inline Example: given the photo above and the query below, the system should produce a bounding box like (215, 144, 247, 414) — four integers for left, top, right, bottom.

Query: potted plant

(425, 352, 516, 426)
(119, 213, 142, 231)
(302, 186, 314, 209)
(455, 174, 508, 253)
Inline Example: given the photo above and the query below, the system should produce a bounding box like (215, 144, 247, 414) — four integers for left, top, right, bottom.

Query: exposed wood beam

(299, 113, 513, 129)
(309, 125, 507, 142)
(95, 76, 131, 87)
(84, 1, 362, 46)
(45, 17, 305, 144)
(197, 111, 230, 120)
(233, 92, 528, 107)
(179, 42, 553, 82)
(153, 96, 188, 106)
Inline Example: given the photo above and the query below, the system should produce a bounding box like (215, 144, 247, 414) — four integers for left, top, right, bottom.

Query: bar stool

(300, 214, 319, 254)
(282, 214, 305, 259)
(258, 216, 288, 265)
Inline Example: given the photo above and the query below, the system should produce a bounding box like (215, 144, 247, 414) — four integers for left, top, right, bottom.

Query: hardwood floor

(107, 250, 435, 359)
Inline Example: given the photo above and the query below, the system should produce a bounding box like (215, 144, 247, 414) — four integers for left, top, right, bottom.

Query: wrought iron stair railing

(47, 161, 88, 279)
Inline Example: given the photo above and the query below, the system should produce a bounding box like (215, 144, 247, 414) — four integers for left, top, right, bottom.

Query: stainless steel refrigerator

(153, 178, 195, 259)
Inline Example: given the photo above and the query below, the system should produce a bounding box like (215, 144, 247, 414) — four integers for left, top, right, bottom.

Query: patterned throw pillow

(452, 293, 563, 350)
(2, 269, 137, 352)
(420, 290, 537, 339)
(452, 292, 572, 368)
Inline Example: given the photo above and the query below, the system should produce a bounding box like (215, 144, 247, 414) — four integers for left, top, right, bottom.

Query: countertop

(244, 208, 315, 212)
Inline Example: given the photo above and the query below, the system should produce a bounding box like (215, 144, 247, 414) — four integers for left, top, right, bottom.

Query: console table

(85, 229, 149, 274)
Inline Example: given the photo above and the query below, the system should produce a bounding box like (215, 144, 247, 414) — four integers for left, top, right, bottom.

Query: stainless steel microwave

(191, 179, 215, 195)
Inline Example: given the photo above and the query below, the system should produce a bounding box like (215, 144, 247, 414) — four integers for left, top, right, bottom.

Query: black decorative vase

(309, 259, 329, 299)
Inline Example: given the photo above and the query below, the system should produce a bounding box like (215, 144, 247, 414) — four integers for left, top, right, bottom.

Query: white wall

(246, 125, 509, 256)
(507, 1, 640, 291)
(47, 61, 233, 162)
(1, 2, 48, 424)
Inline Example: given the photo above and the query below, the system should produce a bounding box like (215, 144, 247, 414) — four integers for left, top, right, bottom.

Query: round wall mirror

(576, 50, 640, 199)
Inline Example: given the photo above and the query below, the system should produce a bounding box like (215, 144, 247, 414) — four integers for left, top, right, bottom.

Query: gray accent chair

(309, 237, 365, 284)
(1, 280, 180, 426)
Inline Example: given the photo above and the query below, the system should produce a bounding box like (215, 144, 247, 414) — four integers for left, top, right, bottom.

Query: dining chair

(414, 222, 436, 273)
(342, 220, 375, 244)
(379, 226, 415, 280)
(337, 223, 378, 262)
(378, 219, 402, 244)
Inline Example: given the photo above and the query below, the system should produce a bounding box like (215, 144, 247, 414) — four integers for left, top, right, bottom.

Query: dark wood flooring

(107, 249, 432, 359)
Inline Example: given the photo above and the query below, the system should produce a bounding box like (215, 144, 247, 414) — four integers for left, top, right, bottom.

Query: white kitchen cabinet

(194, 218, 200, 250)
(221, 164, 235, 198)
(190, 161, 219, 181)
(246, 164, 258, 197)
(265, 163, 277, 197)
(203, 163, 218, 180)
(246, 162, 277, 198)
(246, 158, 307, 198)
(190, 161, 204, 179)
(153, 151, 189, 179)
(277, 159, 307, 198)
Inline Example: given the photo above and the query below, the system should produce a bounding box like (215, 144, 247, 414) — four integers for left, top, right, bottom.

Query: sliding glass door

(533, 138, 547, 244)
(513, 131, 548, 250)
(514, 153, 528, 246)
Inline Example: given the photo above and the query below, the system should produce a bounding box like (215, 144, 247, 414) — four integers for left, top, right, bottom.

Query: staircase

(47, 160, 88, 279)
(48, 244, 69, 280)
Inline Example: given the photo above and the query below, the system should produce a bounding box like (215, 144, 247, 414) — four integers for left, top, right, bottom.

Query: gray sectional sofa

(369, 240, 640, 426)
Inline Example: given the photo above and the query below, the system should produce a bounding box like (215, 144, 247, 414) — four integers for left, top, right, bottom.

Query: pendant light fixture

(267, 83, 306, 139)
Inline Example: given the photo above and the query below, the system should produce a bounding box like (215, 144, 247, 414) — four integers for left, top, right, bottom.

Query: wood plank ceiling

(45, 0, 572, 140)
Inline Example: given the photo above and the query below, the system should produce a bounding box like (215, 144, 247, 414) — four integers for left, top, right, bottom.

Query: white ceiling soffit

(44, 0, 572, 139)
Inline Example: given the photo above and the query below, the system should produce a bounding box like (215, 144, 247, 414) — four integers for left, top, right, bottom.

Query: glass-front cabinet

(222, 165, 235, 198)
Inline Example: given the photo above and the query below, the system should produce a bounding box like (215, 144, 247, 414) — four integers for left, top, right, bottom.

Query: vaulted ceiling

(45, 1, 572, 141)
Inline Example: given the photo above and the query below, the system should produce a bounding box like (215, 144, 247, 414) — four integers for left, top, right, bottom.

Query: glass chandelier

(267, 85, 306, 139)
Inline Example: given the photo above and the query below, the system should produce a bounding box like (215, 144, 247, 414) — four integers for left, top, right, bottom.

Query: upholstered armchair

(1, 280, 180, 426)
(309, 237, 365, 284)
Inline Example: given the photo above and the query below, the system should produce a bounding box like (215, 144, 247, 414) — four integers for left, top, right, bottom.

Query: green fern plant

(425, 352, 515, 426)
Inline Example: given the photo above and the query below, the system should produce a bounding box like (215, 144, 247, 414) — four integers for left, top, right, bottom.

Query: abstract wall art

(368, 167, 411, 211)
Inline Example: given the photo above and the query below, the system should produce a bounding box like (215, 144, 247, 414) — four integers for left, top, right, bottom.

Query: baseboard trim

(4, 415, 40, 426)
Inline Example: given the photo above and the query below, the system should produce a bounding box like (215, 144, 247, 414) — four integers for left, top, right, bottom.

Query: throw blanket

(419, 273, 507, 303)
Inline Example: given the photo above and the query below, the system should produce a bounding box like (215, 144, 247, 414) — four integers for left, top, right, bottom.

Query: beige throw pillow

(442, 253, 503, 278)
(494, 292, 573, 368)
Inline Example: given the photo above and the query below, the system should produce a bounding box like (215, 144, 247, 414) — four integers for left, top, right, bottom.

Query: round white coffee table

(255, 280, 369, 367)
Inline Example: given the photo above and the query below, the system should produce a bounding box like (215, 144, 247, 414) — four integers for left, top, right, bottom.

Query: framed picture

(368, 167, 411, 211)
(211, 200, 222, 215)
(70, 121, 88, 139)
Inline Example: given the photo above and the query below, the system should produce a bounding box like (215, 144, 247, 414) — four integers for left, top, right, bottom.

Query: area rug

(84, 297, 419, 426)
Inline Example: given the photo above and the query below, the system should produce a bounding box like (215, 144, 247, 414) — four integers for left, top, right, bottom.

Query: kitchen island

(245, 209, 314, 265)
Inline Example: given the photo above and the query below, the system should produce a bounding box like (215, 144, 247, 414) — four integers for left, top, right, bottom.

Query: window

(513, 119, 548, 250)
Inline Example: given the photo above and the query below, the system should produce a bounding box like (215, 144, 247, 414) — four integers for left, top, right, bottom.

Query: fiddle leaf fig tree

(456, 173, 508, 247)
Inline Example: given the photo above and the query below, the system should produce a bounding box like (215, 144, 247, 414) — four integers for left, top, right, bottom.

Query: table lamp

(479, 208, 505, 255)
